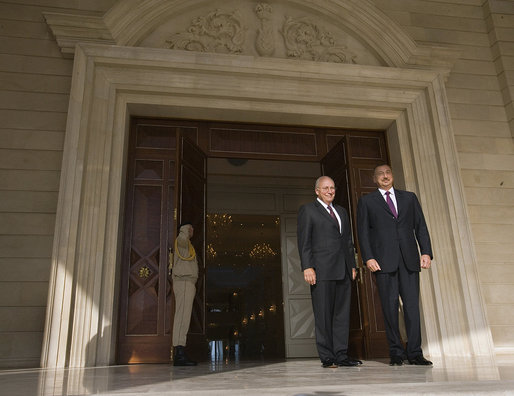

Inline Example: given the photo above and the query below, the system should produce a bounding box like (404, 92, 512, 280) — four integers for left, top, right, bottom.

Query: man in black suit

(357, 164, 433, 366)
(297, 176, 360, 368)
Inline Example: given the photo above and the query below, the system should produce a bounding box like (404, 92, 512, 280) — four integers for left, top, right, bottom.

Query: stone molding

(41, 43, 494, 368)
(43, 12, 115, 57)
(44, 0, 460, 75)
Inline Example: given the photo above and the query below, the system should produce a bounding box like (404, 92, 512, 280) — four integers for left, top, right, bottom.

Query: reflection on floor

(1, 357, 514, 396)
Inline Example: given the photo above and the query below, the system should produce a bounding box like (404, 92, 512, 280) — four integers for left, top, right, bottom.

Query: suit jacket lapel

(372, 189, 394, 217)
(394, 189, 403, 218)
(315, 200, 341, 233)
(334, 205, 346, 235)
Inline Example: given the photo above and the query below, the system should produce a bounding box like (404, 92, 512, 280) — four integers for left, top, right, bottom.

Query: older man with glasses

(297, 176, 360, 368)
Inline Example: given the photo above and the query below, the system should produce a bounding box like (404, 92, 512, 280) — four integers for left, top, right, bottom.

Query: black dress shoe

(337, 358, 361, 367)
(173, 345, 197, 366)
(408, 355, 433, 366)
(322, 360, 337, 368)
(389, 355, 404, 366)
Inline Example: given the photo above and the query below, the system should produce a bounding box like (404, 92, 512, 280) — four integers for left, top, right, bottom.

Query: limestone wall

(374, 0, 514, 357)
(0, 0, 116, 369)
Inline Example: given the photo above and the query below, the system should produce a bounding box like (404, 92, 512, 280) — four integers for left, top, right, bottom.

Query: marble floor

(1, 357, 514, 396)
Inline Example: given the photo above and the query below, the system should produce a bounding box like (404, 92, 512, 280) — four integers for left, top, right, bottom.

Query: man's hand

(366, 259, 381, 272)
(352, 268, 357, 281)
(303, 268, 316, 285)
(420, 254, 431, 269)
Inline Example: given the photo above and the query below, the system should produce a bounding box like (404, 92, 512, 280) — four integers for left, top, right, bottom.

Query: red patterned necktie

(385, 191, 398, 218)
(328, 205, 338, 222)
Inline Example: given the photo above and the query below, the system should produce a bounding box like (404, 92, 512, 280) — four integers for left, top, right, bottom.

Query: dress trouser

(172, 277, 196, 347)
(310, 276, 351, 363)
(374, 261, 422, 359)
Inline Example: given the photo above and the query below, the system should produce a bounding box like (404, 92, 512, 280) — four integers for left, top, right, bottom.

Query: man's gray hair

(315, 175, 334, 189)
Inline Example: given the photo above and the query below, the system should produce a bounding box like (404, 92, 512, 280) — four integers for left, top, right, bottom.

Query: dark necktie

(385, 191, 398, 218)
(328, 205, 338, 223)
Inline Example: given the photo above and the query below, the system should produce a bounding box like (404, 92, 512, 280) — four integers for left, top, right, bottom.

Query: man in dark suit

(297, 176, 360, 368)
(357, 164, 433, 366)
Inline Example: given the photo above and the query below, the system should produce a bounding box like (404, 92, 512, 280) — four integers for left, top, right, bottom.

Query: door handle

(355, 252, 364, 284)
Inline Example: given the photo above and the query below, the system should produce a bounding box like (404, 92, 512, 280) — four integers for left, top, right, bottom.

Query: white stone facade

(0, 0, 512, 368)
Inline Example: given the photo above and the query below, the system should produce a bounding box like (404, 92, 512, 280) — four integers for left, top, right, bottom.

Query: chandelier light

(249, 242, 277, 259)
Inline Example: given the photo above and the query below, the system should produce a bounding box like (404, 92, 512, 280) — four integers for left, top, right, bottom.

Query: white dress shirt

(378, 187, 398, 213)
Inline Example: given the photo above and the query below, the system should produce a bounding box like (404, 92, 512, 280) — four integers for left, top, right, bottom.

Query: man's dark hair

(373, 164, 392, 174)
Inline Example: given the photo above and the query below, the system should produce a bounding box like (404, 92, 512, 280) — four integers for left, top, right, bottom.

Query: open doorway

(205, 213, 284, 361)
(206, 158, 320, 361)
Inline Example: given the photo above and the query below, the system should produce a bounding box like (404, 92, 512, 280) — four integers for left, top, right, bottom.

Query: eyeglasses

(317, 186, 336, 192)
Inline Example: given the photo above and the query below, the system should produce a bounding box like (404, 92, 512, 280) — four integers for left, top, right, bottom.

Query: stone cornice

(43, 12, 116, 58)
(43, 0, 461, 76)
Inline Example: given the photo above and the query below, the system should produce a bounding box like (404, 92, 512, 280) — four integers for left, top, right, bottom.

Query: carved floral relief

(166, 9, 246, 54)
(165, 4, 357, 64)
(281, 16, 356, 64)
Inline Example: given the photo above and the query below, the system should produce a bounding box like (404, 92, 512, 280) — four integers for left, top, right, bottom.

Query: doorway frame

(41, 43, 493, 368)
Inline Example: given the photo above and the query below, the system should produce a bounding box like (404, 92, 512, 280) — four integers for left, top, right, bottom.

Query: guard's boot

(173, 345, 197, 366)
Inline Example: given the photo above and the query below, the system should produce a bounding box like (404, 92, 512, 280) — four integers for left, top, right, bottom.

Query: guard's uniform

(171, 224, 198, 347)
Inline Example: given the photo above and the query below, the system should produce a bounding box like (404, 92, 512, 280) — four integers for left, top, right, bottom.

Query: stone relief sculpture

(165, 5, 356, 64)
(281, 16, 356, 63)
(255, 3, 275, 57)
(166, 9, 246, 54)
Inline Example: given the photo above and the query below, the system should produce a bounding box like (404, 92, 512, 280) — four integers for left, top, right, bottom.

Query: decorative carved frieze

(165, 9, 246, 54)
(255, 3, 275, 57)
(165, 4, 356, 64)
(281, 16, 356, 64)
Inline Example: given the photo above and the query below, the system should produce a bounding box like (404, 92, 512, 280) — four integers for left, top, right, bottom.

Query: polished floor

(1, 357, 514, 396)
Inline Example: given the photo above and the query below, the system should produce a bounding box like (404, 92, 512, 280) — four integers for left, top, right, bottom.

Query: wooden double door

(117, 121, 206, 363)
(117, 118, 390, 363)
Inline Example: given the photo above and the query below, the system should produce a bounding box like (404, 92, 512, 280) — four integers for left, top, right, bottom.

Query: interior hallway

(1, 358, 513, 396)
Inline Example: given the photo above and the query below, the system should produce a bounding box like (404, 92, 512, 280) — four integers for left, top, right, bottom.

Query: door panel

(347, 131, 390, 358)
(126, 185, 162, 335)
(117, 123, 177, 364)
(118, 123, 204, 364)
(281, 214, 317, 358)
(176, 134, 207, 359)
(351, 165, 389, 358)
